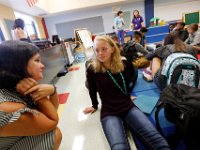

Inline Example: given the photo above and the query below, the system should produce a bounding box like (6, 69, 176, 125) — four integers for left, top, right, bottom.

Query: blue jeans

(101, 106, 170, 150)
(117, 29, 124, 45)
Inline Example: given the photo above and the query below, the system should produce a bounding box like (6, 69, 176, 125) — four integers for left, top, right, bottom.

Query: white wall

(154, 0, 200, 21)
(44, 1, 144, 39)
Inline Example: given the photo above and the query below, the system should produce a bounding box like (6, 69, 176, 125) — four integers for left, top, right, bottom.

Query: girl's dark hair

(117, 11, 123, 16)
(133, 10, 140, 18)
(140, 27, 148, 33)
(13, 18, 25, 30)
(0, 40, 39, 89)
(134, 31, 142, 39)
(163, 32, 186, 52)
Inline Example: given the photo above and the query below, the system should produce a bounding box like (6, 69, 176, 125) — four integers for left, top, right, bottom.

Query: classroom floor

(56, 50, 137, 150)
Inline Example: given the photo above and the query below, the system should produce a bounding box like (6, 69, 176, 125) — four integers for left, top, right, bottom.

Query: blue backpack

(161, 53, 200, 88)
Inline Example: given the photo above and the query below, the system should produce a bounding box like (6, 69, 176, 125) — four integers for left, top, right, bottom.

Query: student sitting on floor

(185, 23, 200, 46)
(151, 33, 197, 90)
(185, 23, 200, 52)
(132, 31, 149, 56)
(174, 21, 188, 41)
(83, 35, 170, 150)
(0, 41, 62, 150)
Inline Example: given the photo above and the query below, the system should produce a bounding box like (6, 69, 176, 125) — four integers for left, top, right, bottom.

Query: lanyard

(106, 70, 127, 95)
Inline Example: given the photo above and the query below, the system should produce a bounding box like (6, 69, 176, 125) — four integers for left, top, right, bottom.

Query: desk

(39, 44, 69, 84)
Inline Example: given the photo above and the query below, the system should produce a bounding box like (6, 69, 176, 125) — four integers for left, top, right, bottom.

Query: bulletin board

(56, 16, 104, 39)
(74, 28, 93, 49)
(183, 11, 200, 25)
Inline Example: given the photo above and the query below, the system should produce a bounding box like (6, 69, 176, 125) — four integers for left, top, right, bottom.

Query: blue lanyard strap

(106, 70, 127, 95)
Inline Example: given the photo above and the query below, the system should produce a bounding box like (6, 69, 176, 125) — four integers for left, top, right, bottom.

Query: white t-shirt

(11, 28, 28, 40)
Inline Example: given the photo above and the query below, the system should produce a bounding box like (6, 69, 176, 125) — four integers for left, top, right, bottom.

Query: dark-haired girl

(0, 41, 61, 150)
(11, 18, 30, 42)
(131, 10, 144, 31)
(151, 33, 197, 90)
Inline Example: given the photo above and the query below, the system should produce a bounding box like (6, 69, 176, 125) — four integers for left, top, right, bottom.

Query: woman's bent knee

(112, 143, 130, 150)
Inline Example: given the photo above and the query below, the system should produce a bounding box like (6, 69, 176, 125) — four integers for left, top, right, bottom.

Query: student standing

(131, 10, 144, 31)
(114, 11, 125, 45)
(174, 22, 188, 41)
(84, 35, 170, 150)
(11, 18, 30, 42)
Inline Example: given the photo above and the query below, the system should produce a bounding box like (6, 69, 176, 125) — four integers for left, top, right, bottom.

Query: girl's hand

(16, 78, 38, 94)
(83, 107, 96, 114)
(130, 96, 137, 101)
(24, 84, 55, 101)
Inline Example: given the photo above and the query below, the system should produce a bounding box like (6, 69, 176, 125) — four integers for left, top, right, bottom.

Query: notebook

(134, 95, 159, 115)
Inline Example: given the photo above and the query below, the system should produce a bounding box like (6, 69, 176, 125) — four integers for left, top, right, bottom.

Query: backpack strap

(155, 102, 165, 136)
(155, 101, 181, 148)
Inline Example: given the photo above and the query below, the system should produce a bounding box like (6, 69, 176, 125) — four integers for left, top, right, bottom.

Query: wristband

(50, 85, 56, 96)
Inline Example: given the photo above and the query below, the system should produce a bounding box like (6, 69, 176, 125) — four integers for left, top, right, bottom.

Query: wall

(154, 0, 200, 22)
(34, 16, 46, 39)
(0, 4, 15, 40)
(44, 1, 144, 39)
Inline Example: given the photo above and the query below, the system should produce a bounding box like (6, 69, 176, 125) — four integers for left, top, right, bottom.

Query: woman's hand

(83, 107, 96, 114)
(130, 96, 137, 101)
(16, 78, 38, 94)
(24, 84, 55, 101)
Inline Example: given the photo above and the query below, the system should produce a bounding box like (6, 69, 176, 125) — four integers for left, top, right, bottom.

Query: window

(14, 11, 38, 37)
(0, 27, 5, 43)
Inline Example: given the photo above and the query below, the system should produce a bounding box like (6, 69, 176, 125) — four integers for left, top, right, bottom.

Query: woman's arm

(135, 43, 149, 56)
(83, 66, 98, 114)
(141, 16, 144, 27)
(193, 45, 200, 52)
(0, 98, 58, 136)
(24, 84, 59, 110)
(16, 78, 59, 110)
(124, 60, 137, 94)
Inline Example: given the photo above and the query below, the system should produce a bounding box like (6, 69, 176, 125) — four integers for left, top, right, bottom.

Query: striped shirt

(0, 89, 55, 150)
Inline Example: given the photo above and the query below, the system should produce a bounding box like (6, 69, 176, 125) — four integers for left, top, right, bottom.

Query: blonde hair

(92, 35, 124, 74)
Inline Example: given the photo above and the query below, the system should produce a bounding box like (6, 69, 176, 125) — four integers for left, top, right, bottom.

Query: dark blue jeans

(117, 29, 124, 45)
(101, 106, 170, 150)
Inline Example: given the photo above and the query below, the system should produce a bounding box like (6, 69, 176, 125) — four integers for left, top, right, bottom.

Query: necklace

(106, 70, 127, 95)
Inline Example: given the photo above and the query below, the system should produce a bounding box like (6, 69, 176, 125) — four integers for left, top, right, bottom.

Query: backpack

(161, 53, 200, 88)
(155, 84, 200, 149)
(122, 41, 138, 62)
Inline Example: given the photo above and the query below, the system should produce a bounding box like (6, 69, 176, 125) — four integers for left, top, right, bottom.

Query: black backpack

(155, 84, 200, 149)
(122, 41, 138, 62)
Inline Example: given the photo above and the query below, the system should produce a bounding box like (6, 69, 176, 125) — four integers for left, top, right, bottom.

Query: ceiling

(0, 0, 142, 17)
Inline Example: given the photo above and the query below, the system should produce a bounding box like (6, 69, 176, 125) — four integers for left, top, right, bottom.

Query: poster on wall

(76, 29, 93, 48)
(64, 42, 74, 65)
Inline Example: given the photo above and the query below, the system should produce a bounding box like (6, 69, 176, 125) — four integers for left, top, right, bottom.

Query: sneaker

(142, 68, 153, 82)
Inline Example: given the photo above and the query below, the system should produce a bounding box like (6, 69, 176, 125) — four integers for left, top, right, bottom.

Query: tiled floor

(56, 49, 136, 150)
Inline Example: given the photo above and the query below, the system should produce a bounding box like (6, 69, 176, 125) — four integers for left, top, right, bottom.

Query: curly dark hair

(13, 18, 25, 30)
(0, 40, 39, 89)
